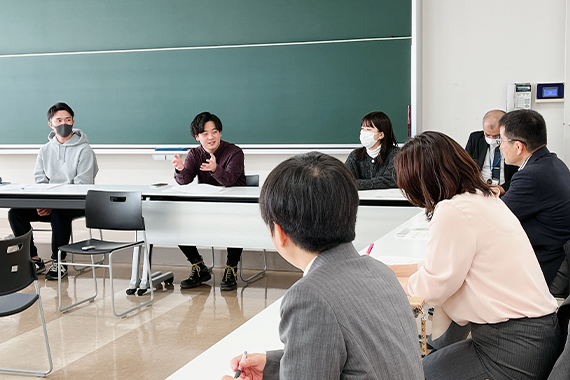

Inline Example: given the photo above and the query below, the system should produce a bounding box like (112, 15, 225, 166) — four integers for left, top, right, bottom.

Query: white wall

(421, 0, 568, 161)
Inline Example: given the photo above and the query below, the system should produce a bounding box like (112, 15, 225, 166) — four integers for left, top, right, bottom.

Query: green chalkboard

(0, 0, 411, 145)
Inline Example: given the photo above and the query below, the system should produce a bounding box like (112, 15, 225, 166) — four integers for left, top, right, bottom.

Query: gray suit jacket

(264, 242, 424, 379)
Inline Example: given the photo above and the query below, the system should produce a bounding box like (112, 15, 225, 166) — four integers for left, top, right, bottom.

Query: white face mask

(360, 131, 379, 149)
(485, 136, 499, 148)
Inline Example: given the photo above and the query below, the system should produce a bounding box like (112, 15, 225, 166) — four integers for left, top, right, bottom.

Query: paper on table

(375, 255, 421, 265)
(23, 183, 64, 190)
(0, 183, 63, 191)
(358, 188, 406, 199)
(395, 227, 430, 240)
(162, 183, 223, 195)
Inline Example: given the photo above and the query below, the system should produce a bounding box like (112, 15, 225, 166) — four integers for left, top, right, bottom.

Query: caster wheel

(126, 288, 136, 295)
(137, 288, 148, 296)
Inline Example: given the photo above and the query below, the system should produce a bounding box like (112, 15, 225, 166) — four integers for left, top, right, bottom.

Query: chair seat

(59, 238, 144, 255)
(0, 292, 39, 317)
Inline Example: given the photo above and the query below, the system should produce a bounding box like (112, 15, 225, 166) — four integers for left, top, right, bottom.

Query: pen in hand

(234, 351, 247, 378)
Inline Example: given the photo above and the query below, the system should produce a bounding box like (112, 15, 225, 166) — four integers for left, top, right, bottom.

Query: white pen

(234, 351, 247, 378)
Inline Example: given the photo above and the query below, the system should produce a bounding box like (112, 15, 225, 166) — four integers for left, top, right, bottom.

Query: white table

(0, 184, 419, 287)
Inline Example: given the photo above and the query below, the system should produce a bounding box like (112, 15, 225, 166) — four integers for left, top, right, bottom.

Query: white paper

(395, 227, 430, 240)
(375, 255, 422, 265)
(0, 183, 63, 191)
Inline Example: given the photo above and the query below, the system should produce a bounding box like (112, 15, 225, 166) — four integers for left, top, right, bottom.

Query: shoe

(33, 258, 46, 274)
(180, 261, 211, 289)
(45, 262, 68, 280)
(220, 265, 238, 291)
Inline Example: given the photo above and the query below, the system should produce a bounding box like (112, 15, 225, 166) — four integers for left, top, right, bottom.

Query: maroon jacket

(174, 140, 246, 187)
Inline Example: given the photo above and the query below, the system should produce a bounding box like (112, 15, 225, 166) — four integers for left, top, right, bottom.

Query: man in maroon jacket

(172, 111, 246, 290)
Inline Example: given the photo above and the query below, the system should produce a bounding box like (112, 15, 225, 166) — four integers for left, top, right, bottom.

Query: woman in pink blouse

(391, 131, 560, 380)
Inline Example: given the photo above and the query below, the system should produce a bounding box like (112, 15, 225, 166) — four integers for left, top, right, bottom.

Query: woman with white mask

(345, 111, 399, 190)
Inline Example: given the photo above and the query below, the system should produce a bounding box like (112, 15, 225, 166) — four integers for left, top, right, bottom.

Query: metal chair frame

(57, 190, 153, 318)
(0, 230, 53, 377)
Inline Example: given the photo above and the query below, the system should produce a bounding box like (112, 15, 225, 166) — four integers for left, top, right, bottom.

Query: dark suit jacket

(502, 147, 570, 285)
(263, 243, 424, 380)
(465, 131, 518, 191)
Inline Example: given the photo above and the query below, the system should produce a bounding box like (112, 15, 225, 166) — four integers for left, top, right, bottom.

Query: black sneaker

(220, 265, 238, 291)
(33, 258, 46, 274)
(180, 261, 211, 289)
(45, 262, 68, 280)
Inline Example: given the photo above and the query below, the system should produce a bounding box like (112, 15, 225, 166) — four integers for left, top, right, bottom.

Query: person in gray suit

(222, 152, 424, 380)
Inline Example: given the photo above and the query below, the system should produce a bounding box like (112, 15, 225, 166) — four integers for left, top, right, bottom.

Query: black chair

(0, 230, 52, 376)
(208, 174, 267, 283)
(57, 190, 153, 318)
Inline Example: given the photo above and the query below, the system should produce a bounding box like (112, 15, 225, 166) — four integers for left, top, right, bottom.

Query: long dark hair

(394, 131, 493, 219)
(355, 111, 398, 165)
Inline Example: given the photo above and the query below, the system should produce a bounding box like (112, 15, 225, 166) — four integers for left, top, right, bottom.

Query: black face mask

(55, 123, 73, 138)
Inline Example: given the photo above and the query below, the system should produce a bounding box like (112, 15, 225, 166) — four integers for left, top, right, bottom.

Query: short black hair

(259, 151, 359, 253)
(190, 112, 222, 136)
(499, 109, 547, 152)
(47, 102, 74, 121)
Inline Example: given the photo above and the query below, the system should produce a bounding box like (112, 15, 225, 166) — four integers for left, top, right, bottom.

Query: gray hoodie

(34, 128, 98, 184)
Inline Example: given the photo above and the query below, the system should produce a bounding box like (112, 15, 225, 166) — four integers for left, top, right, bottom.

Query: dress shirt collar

(303, 255, 318, 277)
(518, 153, 533, 171)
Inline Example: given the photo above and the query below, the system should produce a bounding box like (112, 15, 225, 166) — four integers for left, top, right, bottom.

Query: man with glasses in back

(465, 109, 518, 195)
(499, 109, 570, 297)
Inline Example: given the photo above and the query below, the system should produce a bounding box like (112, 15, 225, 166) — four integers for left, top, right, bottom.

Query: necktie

(492, 148, 501, 181)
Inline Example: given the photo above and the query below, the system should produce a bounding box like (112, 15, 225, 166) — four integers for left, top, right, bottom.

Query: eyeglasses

(496, 138, 527, 146)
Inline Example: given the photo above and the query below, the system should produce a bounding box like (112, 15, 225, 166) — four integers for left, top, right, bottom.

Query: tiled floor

(0, 264, 302, 379)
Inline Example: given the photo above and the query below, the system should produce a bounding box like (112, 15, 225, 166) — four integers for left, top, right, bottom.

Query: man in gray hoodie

(8, 102, 98, 280)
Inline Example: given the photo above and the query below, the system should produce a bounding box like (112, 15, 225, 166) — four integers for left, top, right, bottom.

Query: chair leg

(110, 245, 154, 318)
(210, 247, 215, 270)
(239, 249, 267, 283)
(59, 251, 98, 313)
(0, 282, 53, 377)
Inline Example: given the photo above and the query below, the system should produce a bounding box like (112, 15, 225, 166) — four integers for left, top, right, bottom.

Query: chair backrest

(245, 174, 259, 187)
(85, 190, 144, 231)
(0, 229, 35, 296)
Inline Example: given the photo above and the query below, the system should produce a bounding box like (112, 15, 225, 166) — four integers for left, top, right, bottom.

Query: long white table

(0, 183, 419, 288)
(0, 184, 416, 250)
(167, 209, 429, 379)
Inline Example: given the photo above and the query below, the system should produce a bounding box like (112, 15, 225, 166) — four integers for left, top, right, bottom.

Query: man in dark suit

(500, 109, 570, 295)
(222, 152, 424, 380)
(465, 109, 518, 194)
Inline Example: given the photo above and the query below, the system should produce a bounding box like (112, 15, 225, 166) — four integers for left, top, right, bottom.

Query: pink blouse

(408, 191, 557, 325)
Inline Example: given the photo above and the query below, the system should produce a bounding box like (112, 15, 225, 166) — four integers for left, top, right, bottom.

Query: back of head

(395, 131, 492, 219)
(259, 151, 359, 253)
(190, 111, 222, 136)
(499, 109, 547, 152)
(47, 102, 74, 121)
